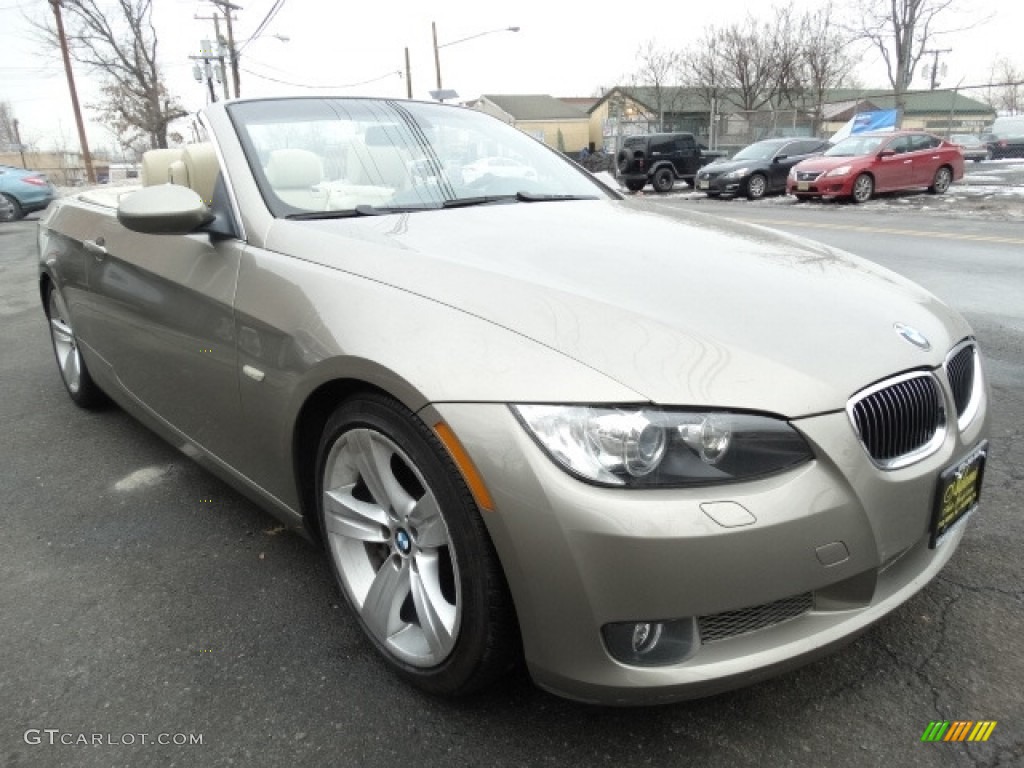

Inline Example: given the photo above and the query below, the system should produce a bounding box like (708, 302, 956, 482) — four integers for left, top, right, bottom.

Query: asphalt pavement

(1, 197, 1022, 768)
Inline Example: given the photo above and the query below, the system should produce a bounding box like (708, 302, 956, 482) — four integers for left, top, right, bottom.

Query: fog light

(602, 618, 698, 667)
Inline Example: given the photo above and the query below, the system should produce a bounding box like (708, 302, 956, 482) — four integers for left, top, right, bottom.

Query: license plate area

(797, 181, 809, 191)
(930, 441, 988, 548)
(698, 180, 709, 189)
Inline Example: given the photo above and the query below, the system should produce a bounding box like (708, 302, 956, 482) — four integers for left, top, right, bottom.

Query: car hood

(263, 200, 970, 416)
(701, 158, 767, 174)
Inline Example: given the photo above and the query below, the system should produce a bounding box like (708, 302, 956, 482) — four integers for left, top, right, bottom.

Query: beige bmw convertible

(38, 97, 989, 705)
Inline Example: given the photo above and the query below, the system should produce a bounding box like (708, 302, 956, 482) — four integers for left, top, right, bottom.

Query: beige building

(471, 95, 590, 152)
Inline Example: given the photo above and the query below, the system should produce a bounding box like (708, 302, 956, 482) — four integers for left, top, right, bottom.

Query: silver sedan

(37, 97, 990, 705)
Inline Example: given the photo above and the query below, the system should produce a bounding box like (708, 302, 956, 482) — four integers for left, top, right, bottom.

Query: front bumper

(787, 174, 854, 198)
(427, 387, 988, 705)
(696, 173, 743, 195)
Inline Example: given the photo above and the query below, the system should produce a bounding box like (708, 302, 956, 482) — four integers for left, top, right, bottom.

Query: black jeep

(615, 133, 725, 193)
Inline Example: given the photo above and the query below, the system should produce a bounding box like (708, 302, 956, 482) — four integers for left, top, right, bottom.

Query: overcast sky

(1, 0, 1021, 153)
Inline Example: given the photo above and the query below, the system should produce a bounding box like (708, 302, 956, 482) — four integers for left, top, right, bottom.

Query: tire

(792, 194, 811, 203)
(45, 283, 106, 408)
(651, 167, 674, 193)
(745, 173, 767, 200)
(928, 165, 953, 195)
(851, 173, 874, 204)
(683, 177, 696, 188)
(0, 193, 24, 222)
(624, 179, 646, 192)
(316, 393, 517, 696)
(616, 148, 644, 175)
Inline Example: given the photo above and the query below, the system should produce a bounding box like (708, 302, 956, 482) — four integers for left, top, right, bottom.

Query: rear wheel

(624, 179, 646, 192)
(851, 173, 874, 203)
(0, 193, 23, 222)
(745, 173, 767, 200)
(928, 166, 952, 194)
(45, 283, 106, 408)
(316, 394, 517, 696)
(651, 167, 674, 193)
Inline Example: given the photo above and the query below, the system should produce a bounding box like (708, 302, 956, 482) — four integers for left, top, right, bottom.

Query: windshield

(228, 98, 608, 217)
(731, 142, 783, 161)
(824, 136, 886, 157)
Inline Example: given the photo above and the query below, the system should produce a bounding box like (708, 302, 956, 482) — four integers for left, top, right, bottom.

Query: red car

(786, 130, 964, 203)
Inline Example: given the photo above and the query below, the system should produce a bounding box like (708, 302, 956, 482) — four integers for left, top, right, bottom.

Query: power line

(239, 66, 402, 90)
(240, 0, 285, 52)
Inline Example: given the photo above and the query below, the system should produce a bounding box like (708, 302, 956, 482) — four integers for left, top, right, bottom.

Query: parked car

(949, 133, 991, 162)
(616, 132, 726, 192)
(39, 97, 989, 705)
(983, 115, 1024, 159)
(786, 131, 964, 203)
(696, 138, 830, 199)
(460, 155, 537, 185)
(0, 164, 56, 221)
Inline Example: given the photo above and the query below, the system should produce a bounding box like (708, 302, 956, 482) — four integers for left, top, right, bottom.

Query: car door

(908, 133, 942, 186)
(84, 179, 246, 466)
(872, 135, 913, 192)
(770, 141, 817, 192)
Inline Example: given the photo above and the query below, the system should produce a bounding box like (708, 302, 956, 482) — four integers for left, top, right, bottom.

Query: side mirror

(773, 154, 788, 163)
(117, 184, 214, 235)
(878, 149, 896, 158)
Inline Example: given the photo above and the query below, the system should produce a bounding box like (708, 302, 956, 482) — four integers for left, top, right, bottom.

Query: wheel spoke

(408, 491, 447, 549)
(361, 556, 410, 641)
(410, 553, 456, 657)
(65, 348, 80, 389)
(323, 486, 390, 543)
(350, 430, 414, 516)
(50, 317, 73, 346)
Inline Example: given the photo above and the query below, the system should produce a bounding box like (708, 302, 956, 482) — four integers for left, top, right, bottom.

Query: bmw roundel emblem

(894, 323, 931, 351)
(395, 529, 412, 554)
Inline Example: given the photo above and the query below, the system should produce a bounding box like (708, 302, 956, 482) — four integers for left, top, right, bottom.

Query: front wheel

(928, 166, 953, 194)
(651, 167, 674, 193)
(316, 394, 517, 696)
(851, 173, 874, 204)
(745, 173, 767, 200)
(45, 283, 106, 408)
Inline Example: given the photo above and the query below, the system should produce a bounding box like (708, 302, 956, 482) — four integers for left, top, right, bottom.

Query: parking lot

(1, 185, 1022, 767)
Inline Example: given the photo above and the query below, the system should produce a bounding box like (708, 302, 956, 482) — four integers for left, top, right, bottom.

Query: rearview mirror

(117, 184, 214, 235)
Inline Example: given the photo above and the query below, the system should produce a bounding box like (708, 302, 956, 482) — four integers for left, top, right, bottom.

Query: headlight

(824, 165, 852, 177)
(723, 168, 749, 179)
(510, 405, 813, 487)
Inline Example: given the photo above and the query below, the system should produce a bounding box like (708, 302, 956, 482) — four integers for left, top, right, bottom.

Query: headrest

(182, 143, 219, 203)
(141, 148, 184, 186)
(265, 148, 323, 189)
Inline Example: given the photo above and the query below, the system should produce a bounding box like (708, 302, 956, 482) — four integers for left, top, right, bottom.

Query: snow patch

(113, 465, 170, 491)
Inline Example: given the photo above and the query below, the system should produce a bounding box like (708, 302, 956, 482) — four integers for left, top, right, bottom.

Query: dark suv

(615, 133, 724, 193)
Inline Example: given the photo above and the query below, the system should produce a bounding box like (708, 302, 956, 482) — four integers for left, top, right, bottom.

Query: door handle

(84, 237, 107, 258)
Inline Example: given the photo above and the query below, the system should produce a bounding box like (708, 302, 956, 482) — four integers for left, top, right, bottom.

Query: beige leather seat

(141, 148, 184, 186)
(264, 148, 326, 210)
(346, 126, 411, 190)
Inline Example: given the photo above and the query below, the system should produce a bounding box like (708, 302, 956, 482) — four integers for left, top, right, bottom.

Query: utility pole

(195, 11, 229, 99)
(207, 0, 242, 98)
(49, 0, 95, 183)
(922, 48, 952, 90)
(13, 118, 26, 168)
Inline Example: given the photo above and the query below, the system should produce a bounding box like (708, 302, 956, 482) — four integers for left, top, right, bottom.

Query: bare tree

(846, 0, 961, 125)
(627, 41, 681, 131)
(986, 58, 1023, 116)
(798, 4, 857, 134)
(33, 0, 187, 149)
(0, 101, 18, 148)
